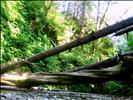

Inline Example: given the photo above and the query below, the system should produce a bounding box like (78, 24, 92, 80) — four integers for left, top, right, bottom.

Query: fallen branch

(1, 17, 133, 75)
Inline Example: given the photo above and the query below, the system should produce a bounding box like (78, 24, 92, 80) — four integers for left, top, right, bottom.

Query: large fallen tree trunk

(1, 70, 133, 88)
(0, 72, 112, 88)
(1, 55, 133, 88)
(1, 17, 133, 75)
(67, 51, 133, 72)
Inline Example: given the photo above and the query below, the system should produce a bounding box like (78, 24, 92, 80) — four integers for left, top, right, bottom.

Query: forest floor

(1, 89, 133, 100)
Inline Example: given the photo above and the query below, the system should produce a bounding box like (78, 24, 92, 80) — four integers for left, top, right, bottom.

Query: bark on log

(0, 72, 121, 88)
(67, 51, 133, 72)
(1, 69, 133, 88)
(1, 17, 133, 75)
(0, 85, 28, 91)
(114, 25, 133, 36)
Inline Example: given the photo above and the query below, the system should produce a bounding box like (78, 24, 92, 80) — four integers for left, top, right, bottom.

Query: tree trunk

(114, 25, 133, 36)
(98, 1, 110, 29)
(78, 1, 86, 37)
(1, 67, 133, 88)
(1, 17, 133, 75)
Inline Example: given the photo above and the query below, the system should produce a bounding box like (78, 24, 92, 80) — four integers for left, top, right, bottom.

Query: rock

(1, 90, 133, 100)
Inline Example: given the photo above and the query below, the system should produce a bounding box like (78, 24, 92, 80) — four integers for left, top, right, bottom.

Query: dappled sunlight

(58, 27, 73, 45)
(7, 22, 21, 37)
(2, 73, 28, 80)
(6, 1, 24, 22)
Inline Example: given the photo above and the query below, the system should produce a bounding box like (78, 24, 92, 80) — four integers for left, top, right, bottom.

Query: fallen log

(1, 56, 133, 88)
(1, 69, 133, 88)
(67, 51, 133, 72)
(1, 17, 133, 75)
(114, 25, 133, 36)
(0, 85, 28, 91)
(1, 55, 133, 88)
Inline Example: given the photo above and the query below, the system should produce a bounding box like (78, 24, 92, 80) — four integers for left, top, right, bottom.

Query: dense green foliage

(1, 1, 116, 72)
(1, 1, 132, 96)
(1, 1, 51, 64)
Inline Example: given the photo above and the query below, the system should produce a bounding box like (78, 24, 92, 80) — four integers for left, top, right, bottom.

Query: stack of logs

(1, 17, 133, 89)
